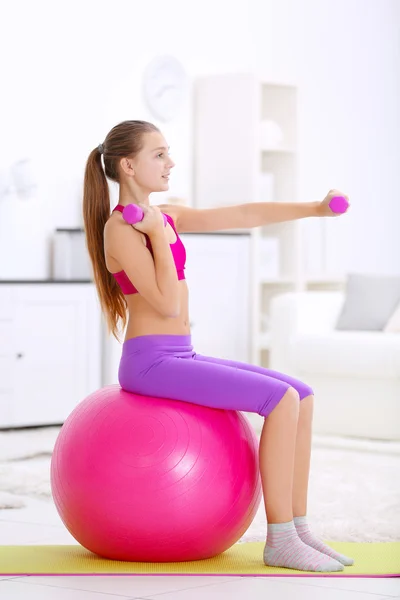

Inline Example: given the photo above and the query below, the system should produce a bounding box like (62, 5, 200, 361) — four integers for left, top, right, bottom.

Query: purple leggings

(118, 334, 313, 418)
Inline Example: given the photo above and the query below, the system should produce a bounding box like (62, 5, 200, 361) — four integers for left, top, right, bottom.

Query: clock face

(143, 55, 188, 122)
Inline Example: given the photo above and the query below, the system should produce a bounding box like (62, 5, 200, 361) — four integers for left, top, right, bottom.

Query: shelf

(260, 277, 295, 285)
(306, 276, 345, 284)
(260, 147, 296, 154)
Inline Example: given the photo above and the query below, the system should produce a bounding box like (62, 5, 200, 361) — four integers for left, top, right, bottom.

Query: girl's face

(130, 131, 175, 192)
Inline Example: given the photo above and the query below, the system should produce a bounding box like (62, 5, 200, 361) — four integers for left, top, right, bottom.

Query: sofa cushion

(289, 332, 400, 379)
(335, 273, 400, 331)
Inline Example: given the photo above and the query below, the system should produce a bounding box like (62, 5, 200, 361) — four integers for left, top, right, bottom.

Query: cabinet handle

(16, 353, 24, 359)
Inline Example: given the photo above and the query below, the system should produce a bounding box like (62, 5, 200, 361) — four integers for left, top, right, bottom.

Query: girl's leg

(259, 388, 300, 523)
(120, 339, 293, 417)
(293, 394, 314, 518)
(194, 353, 313, 516)
(293, 394, 354, 566)
(193, 352, 314, 400)
(194, 353, 353, 566)
(193, 354, 315, 511)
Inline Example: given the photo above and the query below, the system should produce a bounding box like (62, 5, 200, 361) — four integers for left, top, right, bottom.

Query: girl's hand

(131, 204, 165, 235)
(318, 189, 350, 217)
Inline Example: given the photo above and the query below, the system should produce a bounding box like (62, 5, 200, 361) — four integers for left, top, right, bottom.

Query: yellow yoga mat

(1, 542, 399, 576)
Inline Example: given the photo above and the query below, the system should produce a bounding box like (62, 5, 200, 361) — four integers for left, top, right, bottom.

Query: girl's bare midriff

(123, 281, 190, 340)
(105, 212, 191, 341)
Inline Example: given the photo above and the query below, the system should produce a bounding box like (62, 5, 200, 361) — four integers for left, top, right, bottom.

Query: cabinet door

(182, 233, 251, 362)
(0, 322, 16, 426)
(11, 284, 101, 427)
(0, 287, 17, 426)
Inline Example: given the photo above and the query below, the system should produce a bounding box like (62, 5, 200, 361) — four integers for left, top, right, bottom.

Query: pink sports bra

(111, 204, 186, 295)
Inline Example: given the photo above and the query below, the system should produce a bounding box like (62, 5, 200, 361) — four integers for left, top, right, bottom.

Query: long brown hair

(82, 120, 160, 340)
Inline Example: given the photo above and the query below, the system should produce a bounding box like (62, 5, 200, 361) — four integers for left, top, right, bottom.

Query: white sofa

(269, 291, 400, 441)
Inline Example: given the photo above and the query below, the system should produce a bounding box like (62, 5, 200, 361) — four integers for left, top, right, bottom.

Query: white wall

(0, 0, 399, 278)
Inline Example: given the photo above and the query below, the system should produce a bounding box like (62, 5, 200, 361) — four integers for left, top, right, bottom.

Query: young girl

(83, 119, 353, 572)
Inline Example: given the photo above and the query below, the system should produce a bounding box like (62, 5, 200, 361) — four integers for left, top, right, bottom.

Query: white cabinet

(0, 283, 102, 428)
(183, 232, 251, 362)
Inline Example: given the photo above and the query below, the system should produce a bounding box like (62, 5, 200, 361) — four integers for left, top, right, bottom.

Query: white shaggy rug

(1, 426, 399, 543)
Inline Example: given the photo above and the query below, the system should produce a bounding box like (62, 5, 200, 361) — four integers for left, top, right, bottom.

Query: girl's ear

(120, 157, 135, 177)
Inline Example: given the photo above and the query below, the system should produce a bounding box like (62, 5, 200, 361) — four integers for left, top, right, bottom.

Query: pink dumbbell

(122, 204, 167, 226)
(329, 196, 349, 214)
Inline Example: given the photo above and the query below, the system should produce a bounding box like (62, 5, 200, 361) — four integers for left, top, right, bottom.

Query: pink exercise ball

(50, 385, 262, 562)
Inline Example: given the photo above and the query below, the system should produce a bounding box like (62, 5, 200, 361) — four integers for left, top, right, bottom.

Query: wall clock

(143, 55, 188, 122)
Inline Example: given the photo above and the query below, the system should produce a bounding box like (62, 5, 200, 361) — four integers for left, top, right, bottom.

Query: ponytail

(83, 146, 126, 340)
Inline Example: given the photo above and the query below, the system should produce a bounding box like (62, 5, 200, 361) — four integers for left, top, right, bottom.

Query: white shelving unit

(194, 73, 345, 367)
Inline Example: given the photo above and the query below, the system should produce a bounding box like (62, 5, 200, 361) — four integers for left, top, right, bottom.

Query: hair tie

(98, 143, 104, 155)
